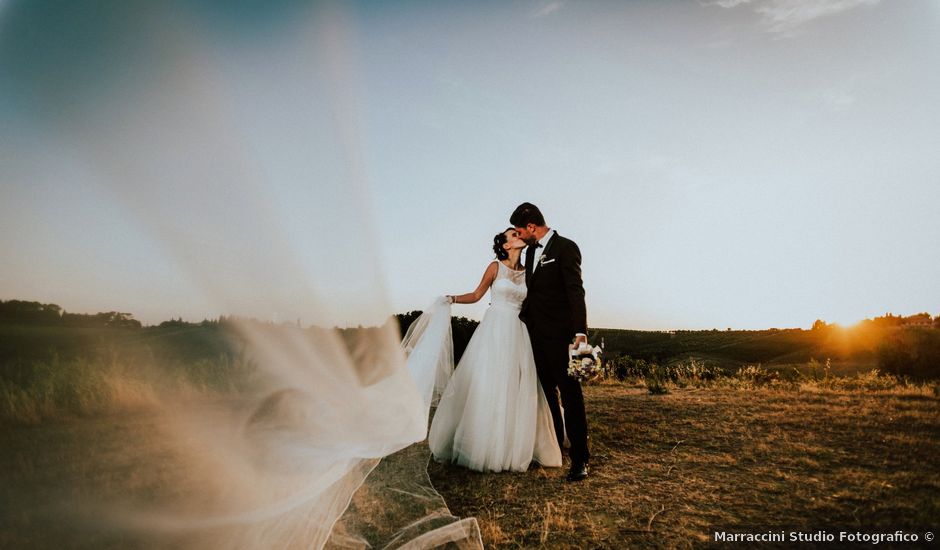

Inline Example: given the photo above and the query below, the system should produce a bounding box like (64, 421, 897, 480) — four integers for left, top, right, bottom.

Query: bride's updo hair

(492, 227, 514, 260)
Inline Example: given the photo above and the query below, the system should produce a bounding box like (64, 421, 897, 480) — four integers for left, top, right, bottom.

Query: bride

(428, 228, 562, 472)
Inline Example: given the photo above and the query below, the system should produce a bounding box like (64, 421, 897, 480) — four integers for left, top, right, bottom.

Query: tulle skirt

(428, 303, 562, 472)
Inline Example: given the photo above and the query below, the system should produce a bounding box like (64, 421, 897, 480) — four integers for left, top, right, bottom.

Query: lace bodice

(490, 261, 527, 309)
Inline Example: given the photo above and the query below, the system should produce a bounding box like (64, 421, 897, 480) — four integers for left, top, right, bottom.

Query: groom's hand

(573, 333, 587, 348)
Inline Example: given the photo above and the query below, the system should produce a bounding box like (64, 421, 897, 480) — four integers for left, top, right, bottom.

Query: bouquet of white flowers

(567, 341, 603, 382)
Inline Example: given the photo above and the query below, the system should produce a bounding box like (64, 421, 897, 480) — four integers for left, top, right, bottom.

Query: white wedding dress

(428, 262, 562, 472)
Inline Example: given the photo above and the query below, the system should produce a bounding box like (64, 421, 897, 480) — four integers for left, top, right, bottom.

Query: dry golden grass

(2, 383, 938, 548)
(428, 384, 940, 548)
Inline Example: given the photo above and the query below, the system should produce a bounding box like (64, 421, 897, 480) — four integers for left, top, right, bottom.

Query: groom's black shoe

(566, 462, 588, 482)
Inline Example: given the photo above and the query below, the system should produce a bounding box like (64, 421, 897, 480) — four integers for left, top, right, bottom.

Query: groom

(511, 202, 590, 482)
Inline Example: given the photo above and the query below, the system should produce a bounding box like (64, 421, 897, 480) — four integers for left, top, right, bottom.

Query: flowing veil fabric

(326, 298, 470, 548)
(0, 2, 481, 548)
(400, 298, 456, 411)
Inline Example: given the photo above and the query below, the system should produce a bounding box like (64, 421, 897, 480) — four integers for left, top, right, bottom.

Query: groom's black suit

(520, 231, 590, 466)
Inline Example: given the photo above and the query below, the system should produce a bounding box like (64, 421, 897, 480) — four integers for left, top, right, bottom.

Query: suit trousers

(530, 335, 590, 465)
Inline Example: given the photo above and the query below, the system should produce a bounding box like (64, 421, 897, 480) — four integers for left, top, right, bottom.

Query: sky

(1, 0, 939, 330)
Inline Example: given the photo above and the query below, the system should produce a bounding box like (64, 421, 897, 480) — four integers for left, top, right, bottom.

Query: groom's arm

(561, 240, 588, 337)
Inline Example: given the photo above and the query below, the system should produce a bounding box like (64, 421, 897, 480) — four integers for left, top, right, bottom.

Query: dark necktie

(525, 242, 542, 283)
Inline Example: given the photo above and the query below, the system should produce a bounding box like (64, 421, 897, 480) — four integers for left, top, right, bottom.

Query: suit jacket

(520, 231, 587, 342)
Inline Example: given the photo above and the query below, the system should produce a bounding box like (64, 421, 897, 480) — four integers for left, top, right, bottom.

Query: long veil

(0, 2, 481, 548)
(401, 298, 457, 411)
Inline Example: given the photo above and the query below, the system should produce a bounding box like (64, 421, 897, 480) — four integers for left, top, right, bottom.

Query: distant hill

(592, 328, 821, 366)
(590, 320, 940, 380)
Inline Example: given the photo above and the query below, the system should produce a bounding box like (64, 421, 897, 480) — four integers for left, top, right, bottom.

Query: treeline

(0, 300, 142, 329)
(396, 311, 479, 364)
(813, 312, 940, 330)
(0, 300, 236, 330)
(5, 299, 939, 379)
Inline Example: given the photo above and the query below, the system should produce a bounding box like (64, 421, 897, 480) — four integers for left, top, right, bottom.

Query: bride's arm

(448, 262, 498, 305)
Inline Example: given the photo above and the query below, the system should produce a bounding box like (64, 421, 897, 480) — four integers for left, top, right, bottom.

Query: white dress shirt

(531, 229, 555, 273)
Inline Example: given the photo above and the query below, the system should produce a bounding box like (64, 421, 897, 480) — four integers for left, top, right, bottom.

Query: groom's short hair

(510, 202, 546, 227)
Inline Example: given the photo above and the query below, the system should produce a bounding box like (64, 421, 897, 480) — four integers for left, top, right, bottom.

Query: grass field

(429, 383, 940, 549)
(2, 320, 939, 548)
(0, 411, 182, 548)
(1, 382, 937, 548)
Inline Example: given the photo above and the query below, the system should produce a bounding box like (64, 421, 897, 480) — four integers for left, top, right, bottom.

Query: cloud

(703, 0, 881, 35)
(530, 1, 565, 18)
(757, 0, 881, 34)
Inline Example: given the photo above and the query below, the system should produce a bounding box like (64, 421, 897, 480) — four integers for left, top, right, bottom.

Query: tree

(0, 300, 63, 324)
